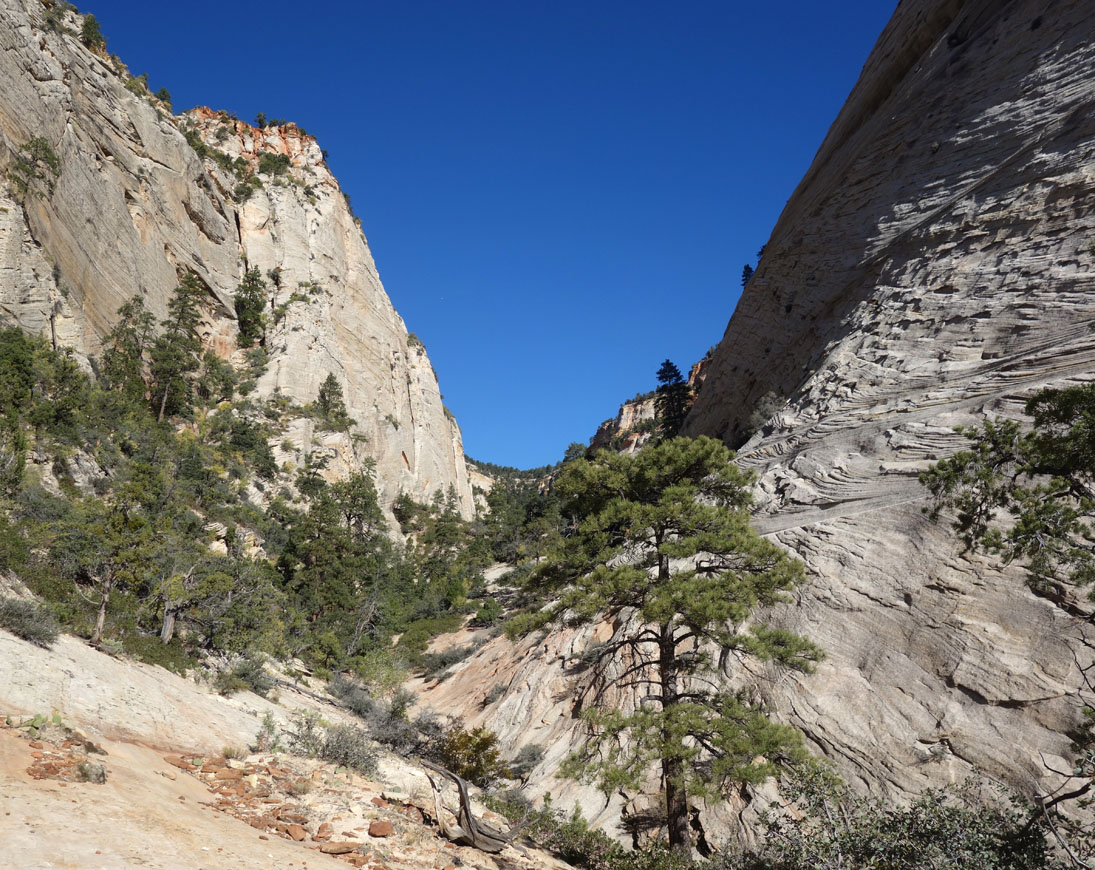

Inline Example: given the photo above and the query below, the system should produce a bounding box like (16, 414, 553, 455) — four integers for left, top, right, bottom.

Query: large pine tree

(524, 436, 822, 854)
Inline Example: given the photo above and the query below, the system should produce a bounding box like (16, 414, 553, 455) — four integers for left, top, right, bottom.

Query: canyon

(2, 0, 1095, 862)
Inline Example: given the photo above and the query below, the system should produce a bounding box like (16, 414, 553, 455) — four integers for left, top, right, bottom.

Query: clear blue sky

(81, 1, 896, 469)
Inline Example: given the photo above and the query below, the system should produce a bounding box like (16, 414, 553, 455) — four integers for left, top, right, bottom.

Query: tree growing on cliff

(150, 273, 206, 421)
(520, 436, 821, 855)
(921, 383, 1095, 599)
(234, 267, 267, 348)
(654, 359, 692, 438)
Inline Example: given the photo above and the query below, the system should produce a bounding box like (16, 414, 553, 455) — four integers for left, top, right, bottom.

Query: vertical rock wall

(0, 0, 472, 515)
(683, 0, 1095, 804)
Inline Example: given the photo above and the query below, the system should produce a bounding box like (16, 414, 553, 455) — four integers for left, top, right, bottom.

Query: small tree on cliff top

(520, 435, 821, 855)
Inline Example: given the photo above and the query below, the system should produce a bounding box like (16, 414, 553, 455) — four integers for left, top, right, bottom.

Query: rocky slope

(423, 0, 1095, 846)
(0, 0, 472, 515)
(0, 627, 572, 870)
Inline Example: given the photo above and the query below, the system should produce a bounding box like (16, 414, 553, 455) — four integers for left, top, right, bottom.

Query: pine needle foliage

(523, 435, 822, 854)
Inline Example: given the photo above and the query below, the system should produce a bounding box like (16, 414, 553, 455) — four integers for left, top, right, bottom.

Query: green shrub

(474, 596, 502, 626)
(283, 710, 325, 756)
(214, 655, 273, 697)
(257, 152, 291, 176)
(435, 726, 510, 787)
(321, 724, 378, 775)
(0, 596, 60, 648)
(79, 13, 104, 49)
(121, 634, 197, 674)
(711, 766, 1052, 870)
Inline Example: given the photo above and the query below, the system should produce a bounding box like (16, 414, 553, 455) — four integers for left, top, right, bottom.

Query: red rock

(164, 755, 195, 771)
(215, 768, 243, 781)
(370, 797, 389, 808)
(319, 842, 357, 854)
(367, 820, 393, 838)
(347, 857, 369, 868)
(313, 822, 333, 841)
(287, 824, 307, 841)
(28, 740, 43, 749)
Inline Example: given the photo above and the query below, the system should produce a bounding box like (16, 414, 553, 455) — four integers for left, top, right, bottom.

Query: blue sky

(81, 1, 896, 469)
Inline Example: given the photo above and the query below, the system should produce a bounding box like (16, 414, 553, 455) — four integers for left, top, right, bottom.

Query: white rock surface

(0, 0, 472, 514)
(683, 0, 1095, 809)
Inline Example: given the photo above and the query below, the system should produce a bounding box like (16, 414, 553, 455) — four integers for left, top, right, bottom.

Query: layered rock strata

(685, 0, 1095, 804)
(0, 0, 472, 514)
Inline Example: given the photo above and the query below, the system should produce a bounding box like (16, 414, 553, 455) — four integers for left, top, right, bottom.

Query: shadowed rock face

(684, 0, 1095, 802)
(0, 0, 472, 515)
(421, 0, 1095, 845)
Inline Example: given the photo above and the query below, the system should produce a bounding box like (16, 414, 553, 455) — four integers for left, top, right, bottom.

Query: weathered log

(422, 759, 531, 853)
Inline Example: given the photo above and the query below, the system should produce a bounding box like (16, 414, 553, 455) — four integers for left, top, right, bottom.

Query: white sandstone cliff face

(685, 0, 1095, 813)
(422, 0, 1095, 846)
(0, 0, 472, 515)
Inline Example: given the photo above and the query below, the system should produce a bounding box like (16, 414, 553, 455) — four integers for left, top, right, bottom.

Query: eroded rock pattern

(0, 0, 472, 514)
(685, 0, 1095, 803)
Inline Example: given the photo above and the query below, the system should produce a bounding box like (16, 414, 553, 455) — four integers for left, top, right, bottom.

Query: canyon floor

(0, 630, 570, 870)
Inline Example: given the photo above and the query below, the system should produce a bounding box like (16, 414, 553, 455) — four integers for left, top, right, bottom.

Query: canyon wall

(0, 0, 472, 515)
(684, 0, 1095, 805)
(422, 0, 1095, 845)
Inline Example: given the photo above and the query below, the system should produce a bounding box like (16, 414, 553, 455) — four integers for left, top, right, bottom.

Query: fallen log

(422, 759, 531, 853)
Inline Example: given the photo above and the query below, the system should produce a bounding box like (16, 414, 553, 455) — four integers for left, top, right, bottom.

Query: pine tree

(316, 372, 352, 430)
(742, 263, 754, 288)
(234, 267, 267, 348)
(654, 359, 692, 438)
(523, 436, 822, 855)
(150, 273, 206, 421)
(102, 296, 156, 403)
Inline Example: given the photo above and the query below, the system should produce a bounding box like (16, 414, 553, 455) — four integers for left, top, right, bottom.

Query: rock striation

(684, 0, 1095, 807)
(424, 0, 1095, 845)
(0, 0, 472, 514)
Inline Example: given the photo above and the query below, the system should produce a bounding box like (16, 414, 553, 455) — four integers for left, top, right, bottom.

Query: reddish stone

(164, 755, 195, 771)
(215, 768, 243, 781)
(287, 824, 307, 842)
(370, 797, 389, 808)
(367, 820, 393, 838)
(313, 822, 333, 841)
(319, 842, 357, 854)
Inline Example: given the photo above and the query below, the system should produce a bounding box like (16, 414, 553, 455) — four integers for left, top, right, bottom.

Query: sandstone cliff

(0, 0, 472, 515)
(685, 0, 1095, 805)
(421, 0, 1095, 844)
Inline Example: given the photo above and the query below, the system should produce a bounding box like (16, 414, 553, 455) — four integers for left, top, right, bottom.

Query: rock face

(424, 0, 1095, 845)
(684, 0, 1095, 805)
(0, 0, 472, 514)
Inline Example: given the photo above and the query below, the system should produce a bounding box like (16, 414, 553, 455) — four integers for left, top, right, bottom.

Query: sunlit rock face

(684, 0, 1095, 802)
(425, 0, 1095, 846)
(0, 0, 472, 514)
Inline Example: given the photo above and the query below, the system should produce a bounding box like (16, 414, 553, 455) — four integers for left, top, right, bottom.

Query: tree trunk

(659, 620, 692, 855)
(157, 381, 169, 422)
(91, 578, 112, 645)
(160, 604, 177, 644)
